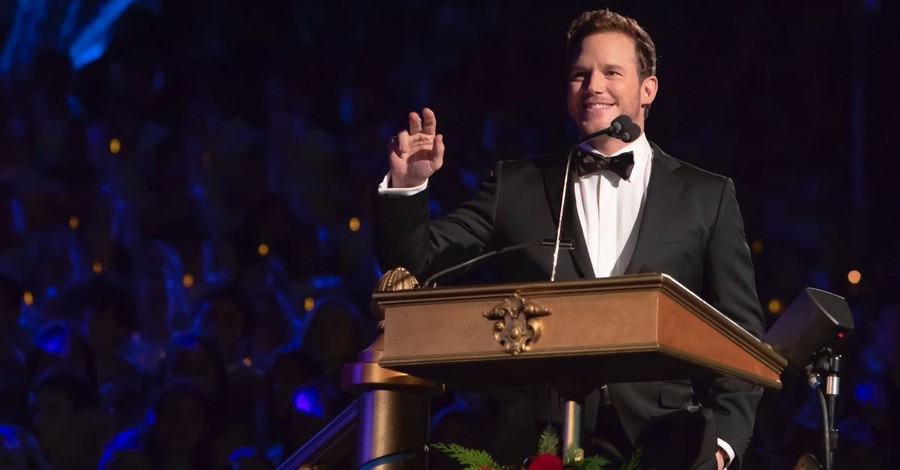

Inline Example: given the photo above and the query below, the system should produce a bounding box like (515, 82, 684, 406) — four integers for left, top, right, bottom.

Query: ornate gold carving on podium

(483, 293, 551, 355)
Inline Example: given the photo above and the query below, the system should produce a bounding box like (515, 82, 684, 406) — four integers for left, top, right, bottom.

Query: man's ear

(641, 75, 658, 107)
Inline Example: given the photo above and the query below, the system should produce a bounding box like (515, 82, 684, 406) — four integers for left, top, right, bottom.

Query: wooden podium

(339, 272, 787, 469)
(377, 272, 785, 389)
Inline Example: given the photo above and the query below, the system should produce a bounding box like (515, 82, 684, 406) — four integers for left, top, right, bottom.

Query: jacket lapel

(625, 144, 684, 274)
(542, 152, 595, 279)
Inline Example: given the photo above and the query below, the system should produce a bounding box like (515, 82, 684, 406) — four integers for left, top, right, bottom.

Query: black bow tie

(574, 149, 634, 180)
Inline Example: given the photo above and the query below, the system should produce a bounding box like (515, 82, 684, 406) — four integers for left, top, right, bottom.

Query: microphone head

(609, 119, 624, 134)
(610, 115, 633, 130)
(609, 115, 642, 143)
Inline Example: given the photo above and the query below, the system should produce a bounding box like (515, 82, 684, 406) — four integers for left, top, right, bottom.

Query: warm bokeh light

(109, 138, 121, 154)
(258, 243, 270, 256)
(182, 273, 195, 288)
(847, 270, 862, 285)
(751, 240, 763, 253)
(92, 262, 103, 273)
(768, 299, 782, 314)
(23, 291, 33, 306)
(304, 297, 315, 312)
(242, 357, 252, 367)
(69, 215, 79, 230)
(349, 217, 361, 232)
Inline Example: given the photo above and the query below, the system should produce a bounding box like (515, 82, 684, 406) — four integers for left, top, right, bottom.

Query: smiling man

(376, 8, 764, 470)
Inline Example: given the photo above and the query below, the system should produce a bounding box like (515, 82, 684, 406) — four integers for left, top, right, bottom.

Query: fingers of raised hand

(422, 107, 437, 135)
(397, 130, 410, 154)
(408, 112, 423, 135)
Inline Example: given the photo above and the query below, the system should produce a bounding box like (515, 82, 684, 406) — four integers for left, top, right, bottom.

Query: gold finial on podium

(370, 267, 419, 321)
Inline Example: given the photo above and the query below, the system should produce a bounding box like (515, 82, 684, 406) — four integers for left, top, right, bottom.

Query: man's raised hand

(387, 107, 445, 188)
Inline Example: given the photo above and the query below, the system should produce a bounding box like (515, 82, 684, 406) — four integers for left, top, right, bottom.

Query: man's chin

(578, 116, 616, 134)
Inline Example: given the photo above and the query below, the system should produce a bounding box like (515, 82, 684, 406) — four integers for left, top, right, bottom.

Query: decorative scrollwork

(483, 293, 551, 355)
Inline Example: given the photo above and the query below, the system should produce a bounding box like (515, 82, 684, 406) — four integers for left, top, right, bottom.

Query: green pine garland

(538, 427, 559, 455)
(430, 442, 511, 470)
(432, 428, 640, 470)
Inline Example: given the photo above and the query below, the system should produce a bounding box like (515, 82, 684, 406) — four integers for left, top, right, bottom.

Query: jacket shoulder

(652, 143, 731, 188)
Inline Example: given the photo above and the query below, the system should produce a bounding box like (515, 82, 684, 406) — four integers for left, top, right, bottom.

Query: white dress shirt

(573, 133, 652, 278)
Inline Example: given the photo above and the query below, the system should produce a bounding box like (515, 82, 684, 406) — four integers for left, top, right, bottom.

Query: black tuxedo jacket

(375, 143, 765, 465)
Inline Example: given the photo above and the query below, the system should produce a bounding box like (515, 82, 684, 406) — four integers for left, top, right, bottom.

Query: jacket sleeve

(700, 177, 765, 465)
(373, 162, 503, 281)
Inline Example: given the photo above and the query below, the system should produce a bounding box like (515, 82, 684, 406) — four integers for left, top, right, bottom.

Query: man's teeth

(585, 103, 612, 109)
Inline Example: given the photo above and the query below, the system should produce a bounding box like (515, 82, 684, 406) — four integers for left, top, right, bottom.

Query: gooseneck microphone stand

(805, 348, 842, 470)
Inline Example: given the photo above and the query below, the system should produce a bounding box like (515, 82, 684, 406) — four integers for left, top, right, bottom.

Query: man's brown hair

(566, 9, 657, 80)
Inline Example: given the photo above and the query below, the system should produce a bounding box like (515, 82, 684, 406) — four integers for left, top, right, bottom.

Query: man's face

(566, 31, 657, 140)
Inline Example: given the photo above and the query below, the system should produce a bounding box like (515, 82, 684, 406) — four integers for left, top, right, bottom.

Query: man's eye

(569, 72, 587, 81)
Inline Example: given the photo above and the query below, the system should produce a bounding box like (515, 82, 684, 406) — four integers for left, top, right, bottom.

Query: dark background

(0, 0, 897, 468)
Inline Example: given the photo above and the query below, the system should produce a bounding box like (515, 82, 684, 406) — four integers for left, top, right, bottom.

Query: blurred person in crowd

(67, 178, 137, 275)
(26, 50, 89, 176)
(220, 364, 267, 467)
(143, 383, 216, 470)
(248, 288, 299, 368)
(100, 384, 217, 470)
(59, 273, 144, 422)
(238, 194, 319, 281)
(159, 333, 228, 411)
(20, 228, 88, 325)
(124, 240, 192, 374)
(299, 295, 374, 386)
(157, 331, 267, 465)
(28, 369, 113, 470)
(26, 321, 98, 392)
(263, 345, 335, 461)
(136, 136, 214, 292)
(237, 253, 293, 300)
(0, 423, 43, 470)
(192, 285, 257, 369)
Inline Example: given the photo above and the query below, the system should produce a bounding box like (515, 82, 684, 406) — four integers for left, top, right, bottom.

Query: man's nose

(586, 73, 606, 93)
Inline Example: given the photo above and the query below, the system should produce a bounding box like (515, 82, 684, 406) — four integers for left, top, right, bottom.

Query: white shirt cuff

(377, 173, 428, 196)
(717, 438, 735, 469)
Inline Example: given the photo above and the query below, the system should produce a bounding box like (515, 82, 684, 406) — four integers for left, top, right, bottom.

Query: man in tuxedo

(375, 8, 764, 470)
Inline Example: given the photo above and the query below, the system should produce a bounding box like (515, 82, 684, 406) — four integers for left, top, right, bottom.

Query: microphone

(423, 239, 575, 287)
(574, 114, 643, 147)
(549, 114, 641, 282)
